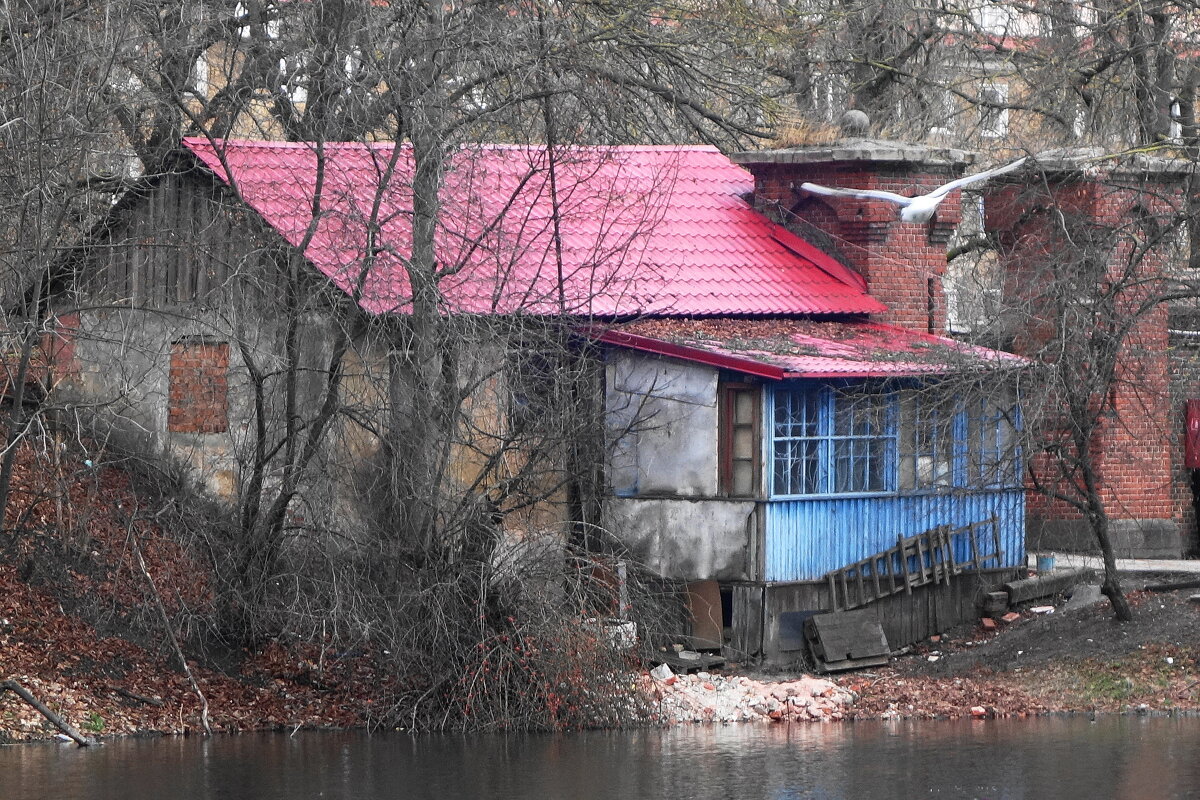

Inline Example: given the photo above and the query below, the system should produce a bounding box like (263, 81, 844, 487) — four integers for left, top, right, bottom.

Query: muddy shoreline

(7, 585, 1200, 744)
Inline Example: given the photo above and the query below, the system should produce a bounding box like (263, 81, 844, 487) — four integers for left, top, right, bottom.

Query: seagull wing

(926, 157, 1028, 198)
(799, 182, 913, 206)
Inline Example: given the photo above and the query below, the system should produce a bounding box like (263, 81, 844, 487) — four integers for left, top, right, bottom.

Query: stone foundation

(1029, 518, 1182, 559)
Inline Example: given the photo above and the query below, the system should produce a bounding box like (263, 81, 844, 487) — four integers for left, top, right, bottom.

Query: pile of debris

(645, 667, 856, 724)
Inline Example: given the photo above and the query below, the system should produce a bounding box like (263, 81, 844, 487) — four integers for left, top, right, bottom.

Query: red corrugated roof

(183, 138, 884, 317)
(603, 318, 1023, 377)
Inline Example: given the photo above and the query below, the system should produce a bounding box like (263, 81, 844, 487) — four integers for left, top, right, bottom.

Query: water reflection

(3, 716, 1199, 799)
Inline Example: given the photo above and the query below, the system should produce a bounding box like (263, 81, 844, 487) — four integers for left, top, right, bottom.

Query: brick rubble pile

(646, 666, 857, 723)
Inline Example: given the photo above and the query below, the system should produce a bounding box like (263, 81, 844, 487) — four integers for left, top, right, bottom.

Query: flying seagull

(799, 157, 1027, 223)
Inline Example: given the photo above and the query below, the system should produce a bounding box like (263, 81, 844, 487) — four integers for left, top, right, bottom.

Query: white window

(979, 83, 1009, 138)
(190, 53, 210, 97)
(974, 0, 1013, 34)
(235, 2, 281, 40)
(810, 70, 848, 122)
(279, 56, 307, 104)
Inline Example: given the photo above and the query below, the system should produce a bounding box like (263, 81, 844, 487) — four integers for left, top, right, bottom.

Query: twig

(0, 679, 93, 746)
(110, 686, 165, 707)
(126, 516, 212, 735)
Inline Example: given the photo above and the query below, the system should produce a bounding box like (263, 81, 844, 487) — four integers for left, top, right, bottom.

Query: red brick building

(733, 139, 1194, 559)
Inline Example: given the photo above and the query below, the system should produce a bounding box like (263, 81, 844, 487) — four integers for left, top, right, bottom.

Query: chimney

(731, 139, 974, 333)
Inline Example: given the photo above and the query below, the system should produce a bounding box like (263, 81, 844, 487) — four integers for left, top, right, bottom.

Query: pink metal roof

(603, 318, 1023, 378)
(183, 138, 884, 317)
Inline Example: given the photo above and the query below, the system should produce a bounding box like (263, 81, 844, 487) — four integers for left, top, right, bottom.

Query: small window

(279, 56, 308, 105)
(979, 83, 1009, 138)
(772, 387, 820, 495)
(719, 382, 761, 496)
(967, 398, 1020, 488)
(235, 2, 281, 40)
(829, 388, 891, 493)
(168, 340, 229, 434)
(190, 53, 210, 97)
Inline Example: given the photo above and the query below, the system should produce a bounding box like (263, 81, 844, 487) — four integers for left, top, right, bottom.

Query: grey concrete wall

(1029, 517, 1182, 559)
(606, 351, 719, 497)
(603, 497, 756, 581)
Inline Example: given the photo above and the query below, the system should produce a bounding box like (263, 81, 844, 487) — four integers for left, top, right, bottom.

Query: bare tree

(984, 159, 1192, 620)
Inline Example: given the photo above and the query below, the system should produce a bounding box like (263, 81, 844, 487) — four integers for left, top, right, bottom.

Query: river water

(3, 716, 1198, 799)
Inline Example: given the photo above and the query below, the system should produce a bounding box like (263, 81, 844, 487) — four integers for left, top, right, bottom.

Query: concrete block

(1064, 583, 1104, 612)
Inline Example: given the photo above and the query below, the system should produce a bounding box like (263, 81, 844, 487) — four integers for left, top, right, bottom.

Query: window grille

(772, 386, 892, 496)
(769, 382, 1021, 498)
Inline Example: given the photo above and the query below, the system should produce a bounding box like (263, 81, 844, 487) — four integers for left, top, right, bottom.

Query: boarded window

(168, 341, 229, 434)
(719, 382, 761, 496)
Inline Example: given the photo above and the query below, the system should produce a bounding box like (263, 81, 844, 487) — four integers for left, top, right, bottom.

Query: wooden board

(1004, 567, 1091, 604)
(731, 584, 764, 657)
(651, 652, 727, 674)
(686, 579, 723, 649)
(804, 610, 890, 673)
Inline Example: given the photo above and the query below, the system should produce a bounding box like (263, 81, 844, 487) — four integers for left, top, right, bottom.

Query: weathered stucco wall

(46, 306, 385, 527)
(604, 350, 760, 581)
(606, 351, 719, 497)
(603, 497, 756, 581)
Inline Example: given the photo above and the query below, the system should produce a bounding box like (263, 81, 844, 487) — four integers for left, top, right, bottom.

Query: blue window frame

(770, 381, 1020, 498)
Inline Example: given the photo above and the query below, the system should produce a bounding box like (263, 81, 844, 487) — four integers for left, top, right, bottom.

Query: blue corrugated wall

(763, 490, 1025, 581)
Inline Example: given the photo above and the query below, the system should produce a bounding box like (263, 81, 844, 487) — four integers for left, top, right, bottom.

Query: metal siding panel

(765, 490, 1025, 581)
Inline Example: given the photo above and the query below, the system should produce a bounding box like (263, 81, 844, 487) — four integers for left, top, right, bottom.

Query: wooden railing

(824, 517, 1003, 611)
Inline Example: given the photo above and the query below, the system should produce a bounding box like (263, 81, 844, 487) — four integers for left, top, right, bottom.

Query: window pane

(733, 426, 754, 459)
(897, 389, 954, 490)
(732, 462, 753, 495)
(734, 391, 755, 423)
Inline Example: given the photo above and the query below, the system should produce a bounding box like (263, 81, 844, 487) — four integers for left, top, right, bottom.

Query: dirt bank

(838, 582, 1200, 720)
(6, 569, 1200, 742)
(4, 442, 1200, 741)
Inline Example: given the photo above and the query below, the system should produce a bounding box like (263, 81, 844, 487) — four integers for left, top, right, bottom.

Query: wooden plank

(686, 580, 723, 649)
(804, 610, 890, 673)
(731, 585, 764, 657)
(651, 652, 726, 673)
(899, 535, 912, 594)
(940, 528, 954, 585)
(968, 519, 982, 570)
(915, 535, 929, 585)
(827, 572, 838, 612)
(887, 544, 898, 594)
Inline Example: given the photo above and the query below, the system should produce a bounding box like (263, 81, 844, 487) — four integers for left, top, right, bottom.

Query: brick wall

(986, 168, 1182, 550)
(168, 341, 229, 434)
(1169, 324, 1200, 554)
